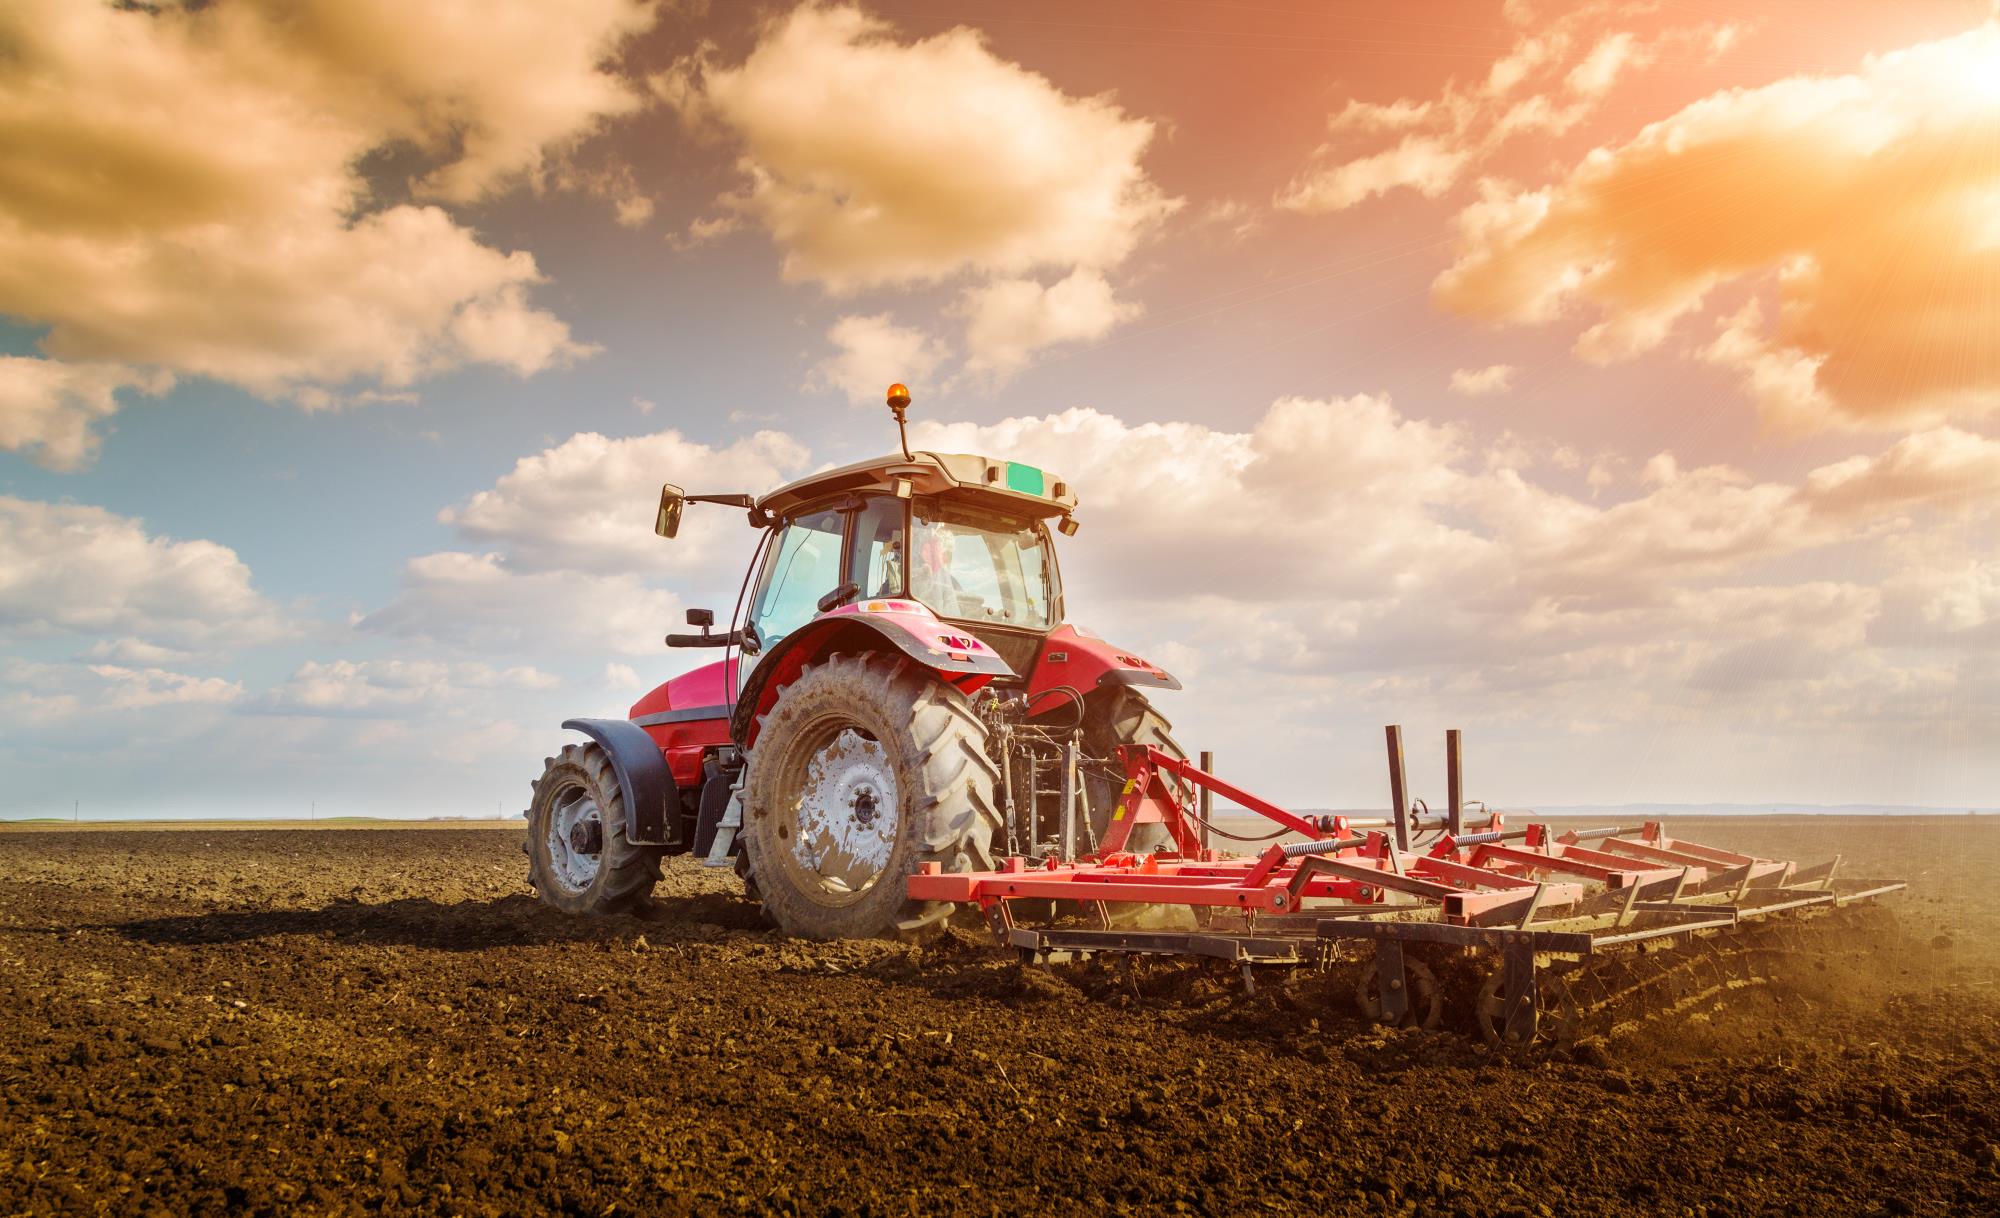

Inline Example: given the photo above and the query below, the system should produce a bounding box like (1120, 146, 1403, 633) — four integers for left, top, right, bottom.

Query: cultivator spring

(908, 726, 1905, 1047)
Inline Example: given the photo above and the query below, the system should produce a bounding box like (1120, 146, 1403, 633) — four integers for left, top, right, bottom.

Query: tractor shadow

(100, 890, 768, 952)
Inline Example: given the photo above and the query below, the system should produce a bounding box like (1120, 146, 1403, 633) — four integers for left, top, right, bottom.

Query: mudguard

(1023, 623, 1180, 712)
(561, 717, 679, 846)
(730, 600, 1014, 747)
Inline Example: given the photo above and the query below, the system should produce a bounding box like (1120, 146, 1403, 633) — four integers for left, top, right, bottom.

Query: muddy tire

(1081, 687, 1187, 854)
(525, 742, 662, 916)
(740, 651, 1000, 940)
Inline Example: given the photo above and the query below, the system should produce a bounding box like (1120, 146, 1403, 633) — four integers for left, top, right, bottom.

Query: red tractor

(525, 386, 1185, 938)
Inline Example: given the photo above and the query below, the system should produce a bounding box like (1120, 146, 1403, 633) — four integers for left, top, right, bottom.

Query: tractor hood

(756, 451, 1078, 521)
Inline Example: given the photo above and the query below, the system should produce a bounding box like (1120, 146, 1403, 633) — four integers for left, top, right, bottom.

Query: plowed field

(2, 818, 1994, 1216)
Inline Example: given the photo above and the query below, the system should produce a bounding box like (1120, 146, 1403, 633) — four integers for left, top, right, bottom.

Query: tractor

(525, 385, 1185, 939)
(526, 387, 1907, 1041)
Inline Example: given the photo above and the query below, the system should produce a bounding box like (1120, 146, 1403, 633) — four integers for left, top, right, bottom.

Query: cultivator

(909, 726, 1905, 1047)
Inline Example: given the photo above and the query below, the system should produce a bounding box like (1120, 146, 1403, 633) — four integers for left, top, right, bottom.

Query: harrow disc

(1473, 963, 1581, 1049)
(1353, 957, 1442, 1030)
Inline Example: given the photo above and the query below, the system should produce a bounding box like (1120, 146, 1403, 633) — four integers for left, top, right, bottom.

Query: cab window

(909, 502, 1054, 628)
(848, 497, 906, 599)
(749, 508, 843, 648)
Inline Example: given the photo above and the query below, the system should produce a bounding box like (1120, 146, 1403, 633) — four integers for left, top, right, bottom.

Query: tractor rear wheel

(740, 651, 1000, 940)
(525, 742, 663, 915)
(1081, 686, 1187, 855)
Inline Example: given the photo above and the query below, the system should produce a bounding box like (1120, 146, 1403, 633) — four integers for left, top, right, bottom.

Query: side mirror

(665, 607, 740, 649)
(655, 483, 685, 539)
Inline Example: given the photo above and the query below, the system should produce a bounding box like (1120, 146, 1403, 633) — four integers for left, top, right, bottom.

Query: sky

(3, 0, 1999, 819)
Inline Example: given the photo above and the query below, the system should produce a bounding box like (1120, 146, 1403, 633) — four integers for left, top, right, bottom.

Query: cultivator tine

(1375, 939, 1410, 1024)
(1059, 734, 1080, 862)
(1446, 728, 1464, 836)
(1385, 725, 1411, 853)
(1198, 749, 1214, 855)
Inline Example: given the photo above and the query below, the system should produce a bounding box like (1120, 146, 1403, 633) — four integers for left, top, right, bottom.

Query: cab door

(741, 507, 846, 662)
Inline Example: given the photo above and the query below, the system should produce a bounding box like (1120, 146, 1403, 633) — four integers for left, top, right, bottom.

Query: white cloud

(959, 269, 1143, 381)
(1565, 32, 1644, 97)
(1279, 136, 1471, 213)
(660, 3, 1177, 292)
(0, 358, 174, 471)
(87, 665, 245, 711)
(82, 638, 198, 666)
(1278, 8, 1734, 215)
(0, 0, 652, 462)
(360, 551, 681, 657)
(1434, 24, 2000, 431)
(1450, 364, 1516, 396)
(815, 314, 947, 406)
(913, 398, 2000, 693)
(364, 423, 812, 662)
(262, 658, 558, 717)
(441, 427, 808, 575)
(0, 496, 285, 648)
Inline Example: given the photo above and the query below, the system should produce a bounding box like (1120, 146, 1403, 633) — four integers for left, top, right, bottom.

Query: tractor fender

(1024, 623, 1181, 712)
(561, 717, 679, 846)
(730, 604, 1013, 747)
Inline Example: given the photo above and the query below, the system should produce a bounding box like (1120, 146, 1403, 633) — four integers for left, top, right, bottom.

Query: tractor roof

(756, 451, 1079, 521)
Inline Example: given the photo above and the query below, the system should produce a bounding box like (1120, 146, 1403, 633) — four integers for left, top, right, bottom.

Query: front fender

(729, 603, 1013, 747)
(561, 717, 678, 846)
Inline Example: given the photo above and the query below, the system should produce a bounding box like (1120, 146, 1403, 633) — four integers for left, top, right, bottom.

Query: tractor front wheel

(525, 742, 662, 916)
(740, 651, 1000, 940)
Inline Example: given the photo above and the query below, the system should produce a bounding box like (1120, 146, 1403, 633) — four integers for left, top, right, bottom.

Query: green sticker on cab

(1005, 462, 1045, 496)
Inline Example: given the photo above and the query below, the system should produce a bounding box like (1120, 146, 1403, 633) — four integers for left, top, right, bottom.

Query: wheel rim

(545, 785, 603, 894)
(778, 722, 900, 905)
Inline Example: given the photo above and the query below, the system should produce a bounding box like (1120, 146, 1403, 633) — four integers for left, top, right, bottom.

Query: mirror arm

(666, 629, 744, 649)
(816, 582, 859, 614)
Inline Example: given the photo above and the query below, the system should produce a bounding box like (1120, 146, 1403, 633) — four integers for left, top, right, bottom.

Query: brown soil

(1, 816, 1995, 1217)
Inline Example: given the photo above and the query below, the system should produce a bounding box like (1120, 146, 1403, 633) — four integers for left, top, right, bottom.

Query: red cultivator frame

(909, 726, 1905, 1046)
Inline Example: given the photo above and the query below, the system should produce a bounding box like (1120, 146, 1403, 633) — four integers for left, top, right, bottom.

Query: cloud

(1280, 137, 1471, 213)
(912, 398, 2000, 688)
(0, 358, 174, 470)
(815, 315, 947, 406)
(0, 496, 286, 648)
(0, 0, 653, 462)
(441, 427, 808, 575)
(87, 665, 246, 711)
(261, 658, 558, 717)
(360, 551, 682, 657)
(82, 638, 198, 666)
(1450, 364, 1516, 396)
(661, 3, 1177, 292)
(366, 424, 813, 660)
(958, 270, 1143, 382)
(1434, 24, 2000, 431)
(1278, 7, 1736, 215)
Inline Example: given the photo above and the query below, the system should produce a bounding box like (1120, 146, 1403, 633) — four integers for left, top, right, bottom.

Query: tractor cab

(734, 450, 1076, 679)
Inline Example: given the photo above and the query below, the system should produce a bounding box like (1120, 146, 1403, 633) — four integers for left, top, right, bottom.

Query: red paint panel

(1024, 624, 1173, 711)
